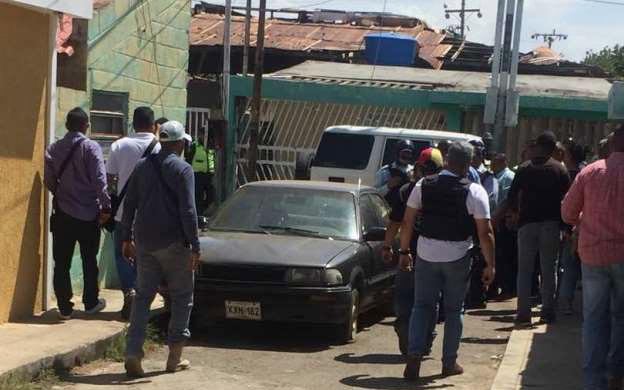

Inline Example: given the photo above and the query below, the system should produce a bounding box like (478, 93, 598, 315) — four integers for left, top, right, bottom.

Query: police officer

(383, 148, 444, 356)
(400, 142, 495, 380)
(375, 140, 415, 197)
(187, 126, 215, 216)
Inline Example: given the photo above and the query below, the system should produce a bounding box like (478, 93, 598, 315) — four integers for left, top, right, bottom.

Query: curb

(489, 326, 537, 390)
(0, 309, 165, 384)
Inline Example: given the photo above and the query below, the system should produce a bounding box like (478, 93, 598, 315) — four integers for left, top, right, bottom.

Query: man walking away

(507, 131, 570, 325)
(121, 121, 200, 378)
(399, 142, 495, 380)
(383, 147, 444, 356)
(44, 108, 110, 320)
(559, 140, 587, 314)
(186, 126, 215, 216)
(491, 154, 517, 298)
(562, 124, 624, 390)
(106, 107, 160, 320)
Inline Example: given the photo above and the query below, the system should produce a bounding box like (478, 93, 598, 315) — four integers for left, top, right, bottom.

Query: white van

(309, 126, 482, 186)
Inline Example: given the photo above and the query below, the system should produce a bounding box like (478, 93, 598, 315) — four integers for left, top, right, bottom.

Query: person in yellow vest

(187, 126, 215, 216)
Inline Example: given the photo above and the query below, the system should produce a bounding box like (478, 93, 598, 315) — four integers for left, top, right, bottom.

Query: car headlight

(323, 269, 344, 286)
(285, 268, 322, 284)
(285, 268, 344, 286)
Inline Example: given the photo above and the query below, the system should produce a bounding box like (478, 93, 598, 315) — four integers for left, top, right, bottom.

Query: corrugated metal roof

(268, 61, 611, 100)
(190, 13, 427, 52)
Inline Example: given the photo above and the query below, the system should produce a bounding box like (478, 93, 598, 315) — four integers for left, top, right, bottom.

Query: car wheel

(339, 288, 360, 344)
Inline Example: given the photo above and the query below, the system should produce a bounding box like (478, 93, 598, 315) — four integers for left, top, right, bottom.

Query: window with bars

(90, 90, 129, 137)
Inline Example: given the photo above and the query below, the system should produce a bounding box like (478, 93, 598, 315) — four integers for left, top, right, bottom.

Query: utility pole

(531, 29, 568, 48)
(444, 1, 482, 39)
(243, 0, 251, 76)
(222, 0, 232, 199)
(484, 0, 524, 153)
(247, 0, 266, 182)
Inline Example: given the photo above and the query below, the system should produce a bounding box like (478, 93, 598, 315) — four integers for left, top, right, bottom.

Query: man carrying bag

(106, 107, 160, 320)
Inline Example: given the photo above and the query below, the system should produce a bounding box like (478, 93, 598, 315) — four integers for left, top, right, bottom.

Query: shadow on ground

(61, 370, 166, 386)
(340, 374, 450, 390)
(188, 309, 390, 353)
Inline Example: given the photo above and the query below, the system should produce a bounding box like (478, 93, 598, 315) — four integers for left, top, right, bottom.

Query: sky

(203, 0, 624, 62)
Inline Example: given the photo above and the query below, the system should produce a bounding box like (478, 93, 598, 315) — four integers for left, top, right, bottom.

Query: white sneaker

(85, 298, 107, 315)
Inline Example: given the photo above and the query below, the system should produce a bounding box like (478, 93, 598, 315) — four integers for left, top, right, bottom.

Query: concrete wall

(0, 3, 50, 323)
(57, 0, 190, 138)
(55, 0, 191, 291)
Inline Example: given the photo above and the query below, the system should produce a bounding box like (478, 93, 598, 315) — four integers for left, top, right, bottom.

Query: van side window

(313, 133, 374, 170)
(381, 138, 431, 167)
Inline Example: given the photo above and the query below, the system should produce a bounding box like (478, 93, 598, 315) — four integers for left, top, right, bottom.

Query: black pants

(466, 249, 486, 308)
(51, 208, 101, 314)
(194, 172, 214, 216)
(494, 224, 518, 297)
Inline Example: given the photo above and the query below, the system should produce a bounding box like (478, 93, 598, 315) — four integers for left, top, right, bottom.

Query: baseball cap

(159, 120, 192, 143)
(417, 147, 444, 168)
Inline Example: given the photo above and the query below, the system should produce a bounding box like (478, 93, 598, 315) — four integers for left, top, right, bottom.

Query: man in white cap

(120, 120, 200, 378)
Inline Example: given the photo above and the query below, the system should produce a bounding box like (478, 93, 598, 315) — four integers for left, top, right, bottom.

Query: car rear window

(313, 133, 374, 170)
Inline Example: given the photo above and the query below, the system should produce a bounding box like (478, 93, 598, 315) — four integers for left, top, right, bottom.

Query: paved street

(59, 299, 516, 390)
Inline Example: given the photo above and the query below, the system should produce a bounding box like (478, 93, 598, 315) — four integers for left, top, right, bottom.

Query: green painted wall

(56, 0, 191, 292)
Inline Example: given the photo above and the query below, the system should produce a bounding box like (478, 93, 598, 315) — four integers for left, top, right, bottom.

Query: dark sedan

(194, 180, 395, 342)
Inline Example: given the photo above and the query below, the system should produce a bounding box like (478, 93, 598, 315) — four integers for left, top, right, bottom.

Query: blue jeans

(408, 253, 471, 364)
(113, 225, 137, 292)
(517, 221, 560, 319)
(582, 262, 624, 390)
(559, 239, 580, 304)
(126, 241, 194, 357)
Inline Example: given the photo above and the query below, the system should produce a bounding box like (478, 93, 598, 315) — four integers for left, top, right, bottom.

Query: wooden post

(247, 0, 266, 182)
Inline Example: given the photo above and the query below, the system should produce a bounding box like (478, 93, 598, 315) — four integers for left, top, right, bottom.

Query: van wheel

(339, 288, 360, 344)
(294, 151, 315, 180)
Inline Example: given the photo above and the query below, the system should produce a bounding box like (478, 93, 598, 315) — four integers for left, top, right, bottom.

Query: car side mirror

(198, 216, 210, 231)
(364, 227, 386, 242)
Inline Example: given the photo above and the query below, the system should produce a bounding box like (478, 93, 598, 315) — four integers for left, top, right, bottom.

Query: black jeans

(194, 172, 214, 216)
(495, 224, 518, 296)
(51, 208, 101, 314)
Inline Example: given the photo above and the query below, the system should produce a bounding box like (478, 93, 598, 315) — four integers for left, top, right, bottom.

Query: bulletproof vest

(420, 174, 474, 241)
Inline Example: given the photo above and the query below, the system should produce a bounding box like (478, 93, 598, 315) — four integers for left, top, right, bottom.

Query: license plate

(225, 301, 262, 320)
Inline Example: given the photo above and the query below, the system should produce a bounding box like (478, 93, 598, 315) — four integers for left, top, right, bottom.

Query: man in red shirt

(562, 124, 624, 390)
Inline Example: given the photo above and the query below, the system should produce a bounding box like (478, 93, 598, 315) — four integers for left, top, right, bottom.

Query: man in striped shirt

(562, 124, 624, 390)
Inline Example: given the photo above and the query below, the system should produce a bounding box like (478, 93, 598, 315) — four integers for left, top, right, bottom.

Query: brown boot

(442, 361, 464, 377)
(125, 356, 145, 378)
(403, 355, 422, 381)
(166, 342, 191, 373)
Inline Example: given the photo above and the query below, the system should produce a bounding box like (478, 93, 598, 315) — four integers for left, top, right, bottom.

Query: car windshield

(210, 186, 359, 241)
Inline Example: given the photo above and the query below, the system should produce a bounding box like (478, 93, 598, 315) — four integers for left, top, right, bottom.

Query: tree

(583, 45, 624, 78)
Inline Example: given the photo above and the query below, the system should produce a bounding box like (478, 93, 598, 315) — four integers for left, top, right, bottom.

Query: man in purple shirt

(44, 108, 111, 320)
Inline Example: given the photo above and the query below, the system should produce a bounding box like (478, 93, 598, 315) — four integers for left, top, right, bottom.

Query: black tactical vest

(420, 174, 474, 241)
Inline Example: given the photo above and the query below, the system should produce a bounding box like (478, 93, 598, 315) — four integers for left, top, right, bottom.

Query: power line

(532, 29, 568, 48)
(583, 0, 624, 5)
(443, 1, 482, 39)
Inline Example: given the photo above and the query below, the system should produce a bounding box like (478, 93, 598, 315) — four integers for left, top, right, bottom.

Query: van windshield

(313, 133, 374, 170)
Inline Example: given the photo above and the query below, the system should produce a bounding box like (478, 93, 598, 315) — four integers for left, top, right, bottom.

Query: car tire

(294, 151, 315, 180)
(339, 288, 360, 344)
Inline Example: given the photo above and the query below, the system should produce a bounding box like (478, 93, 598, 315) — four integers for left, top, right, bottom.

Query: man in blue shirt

(121, 121, 200, 378)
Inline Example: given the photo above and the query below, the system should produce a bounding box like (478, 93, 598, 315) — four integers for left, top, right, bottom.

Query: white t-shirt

(406, 170, 490, 262)
(106, 132, 161, 221)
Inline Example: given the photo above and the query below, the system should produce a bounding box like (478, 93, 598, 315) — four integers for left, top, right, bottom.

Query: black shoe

(403, 355, 422, 381)
(514, 315, 532, 327)
(442, 362, 464, 377)
(540, 312, 556, 324)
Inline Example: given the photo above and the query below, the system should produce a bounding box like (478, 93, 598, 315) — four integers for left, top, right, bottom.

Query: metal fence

(235, 99, 447, 186)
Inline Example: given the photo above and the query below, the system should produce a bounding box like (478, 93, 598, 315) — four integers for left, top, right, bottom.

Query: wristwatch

(398, 249, 411, 256)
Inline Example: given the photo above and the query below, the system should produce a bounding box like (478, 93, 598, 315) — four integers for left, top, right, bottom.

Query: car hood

(199, 231, 358, 267)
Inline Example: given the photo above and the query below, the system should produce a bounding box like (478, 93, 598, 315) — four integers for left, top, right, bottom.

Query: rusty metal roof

(93, 0, 114, 10)
(191, 13, 427, 52)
